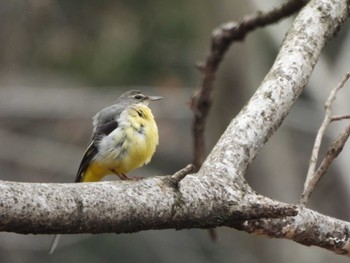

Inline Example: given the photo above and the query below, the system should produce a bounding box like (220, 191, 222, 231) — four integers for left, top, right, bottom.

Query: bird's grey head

(92, 90, 162, 133)
(115, 90, 162, 106)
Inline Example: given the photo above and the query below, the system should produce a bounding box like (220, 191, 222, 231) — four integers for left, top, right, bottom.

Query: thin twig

(331, 114, 350, 122)
(299, 72, 350, 206)
(300, 124, 350, 205)
(170, 164, 195, 183)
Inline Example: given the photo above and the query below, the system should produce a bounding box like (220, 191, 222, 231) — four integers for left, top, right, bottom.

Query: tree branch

(0, 178, 298, 234)
(0, 0, 349, 257)
(232, 207, 350, 256)
(331, 114, 350, 122)
(191, 0, 309, 242)
(190, 0, 308, 170)
(300, 124, 350, 204)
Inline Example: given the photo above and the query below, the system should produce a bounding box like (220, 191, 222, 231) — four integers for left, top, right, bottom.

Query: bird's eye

(134, 95, 143, 100)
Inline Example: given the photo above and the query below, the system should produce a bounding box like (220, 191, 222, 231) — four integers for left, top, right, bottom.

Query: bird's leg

(119, 173, 131, 180)
(109, 169, 129, 180)
(109, 169, 144, 181)
(129, 176, 145, 181)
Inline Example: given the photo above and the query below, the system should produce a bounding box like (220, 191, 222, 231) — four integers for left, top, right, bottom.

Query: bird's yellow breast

(116, 105, 159, 173)
(87, 104, 158, 181)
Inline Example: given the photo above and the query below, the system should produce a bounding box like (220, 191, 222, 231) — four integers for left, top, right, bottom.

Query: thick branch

(232, 208, 350, 256)
(192, 0, 308, 242)
(190, 0, 308, 169)
(2, 178, 350, 255)
(200, 0, 348, 178)
(0, 178, 296, 234)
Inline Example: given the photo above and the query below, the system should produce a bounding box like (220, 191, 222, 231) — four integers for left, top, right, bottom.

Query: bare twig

(170, 164, 195, 184)
(331, 114, 350, 122)
(299, 72, 350, 206)
(320, 126, 349, 180)
(300, 124, 350, 205)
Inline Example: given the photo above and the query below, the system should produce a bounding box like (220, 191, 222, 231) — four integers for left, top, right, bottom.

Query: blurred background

(1, 0, 350, 262)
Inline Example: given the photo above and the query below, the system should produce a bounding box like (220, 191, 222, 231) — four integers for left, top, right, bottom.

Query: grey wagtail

(49, 90, 162, 253)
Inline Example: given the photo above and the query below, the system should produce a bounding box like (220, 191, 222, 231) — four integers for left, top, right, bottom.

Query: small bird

(49, 90, 162, 253)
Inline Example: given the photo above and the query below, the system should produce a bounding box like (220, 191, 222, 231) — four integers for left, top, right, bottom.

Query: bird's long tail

(49, 234, 61, 254)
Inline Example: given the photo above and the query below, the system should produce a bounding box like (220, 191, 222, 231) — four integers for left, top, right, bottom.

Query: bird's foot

(128, 176, 145, 181)
(110, 169, 145, 181)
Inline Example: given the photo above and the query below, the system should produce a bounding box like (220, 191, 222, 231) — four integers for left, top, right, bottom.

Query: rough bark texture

(0, 178, 297, 234)
(231, 208, 350, 256)
(0, 0, 350, 257)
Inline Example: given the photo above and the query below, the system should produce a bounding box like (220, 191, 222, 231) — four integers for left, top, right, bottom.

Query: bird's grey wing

(75, 104, 125, 182)
(91, 104, 125, 137)
(75, 120, 118, 182)
(75, 105, 123, 182)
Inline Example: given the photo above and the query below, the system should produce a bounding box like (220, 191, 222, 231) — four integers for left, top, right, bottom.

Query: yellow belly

(82, 162, 111, 182)
(82, 105, 158, 182)
(112, 126, 157, 173)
